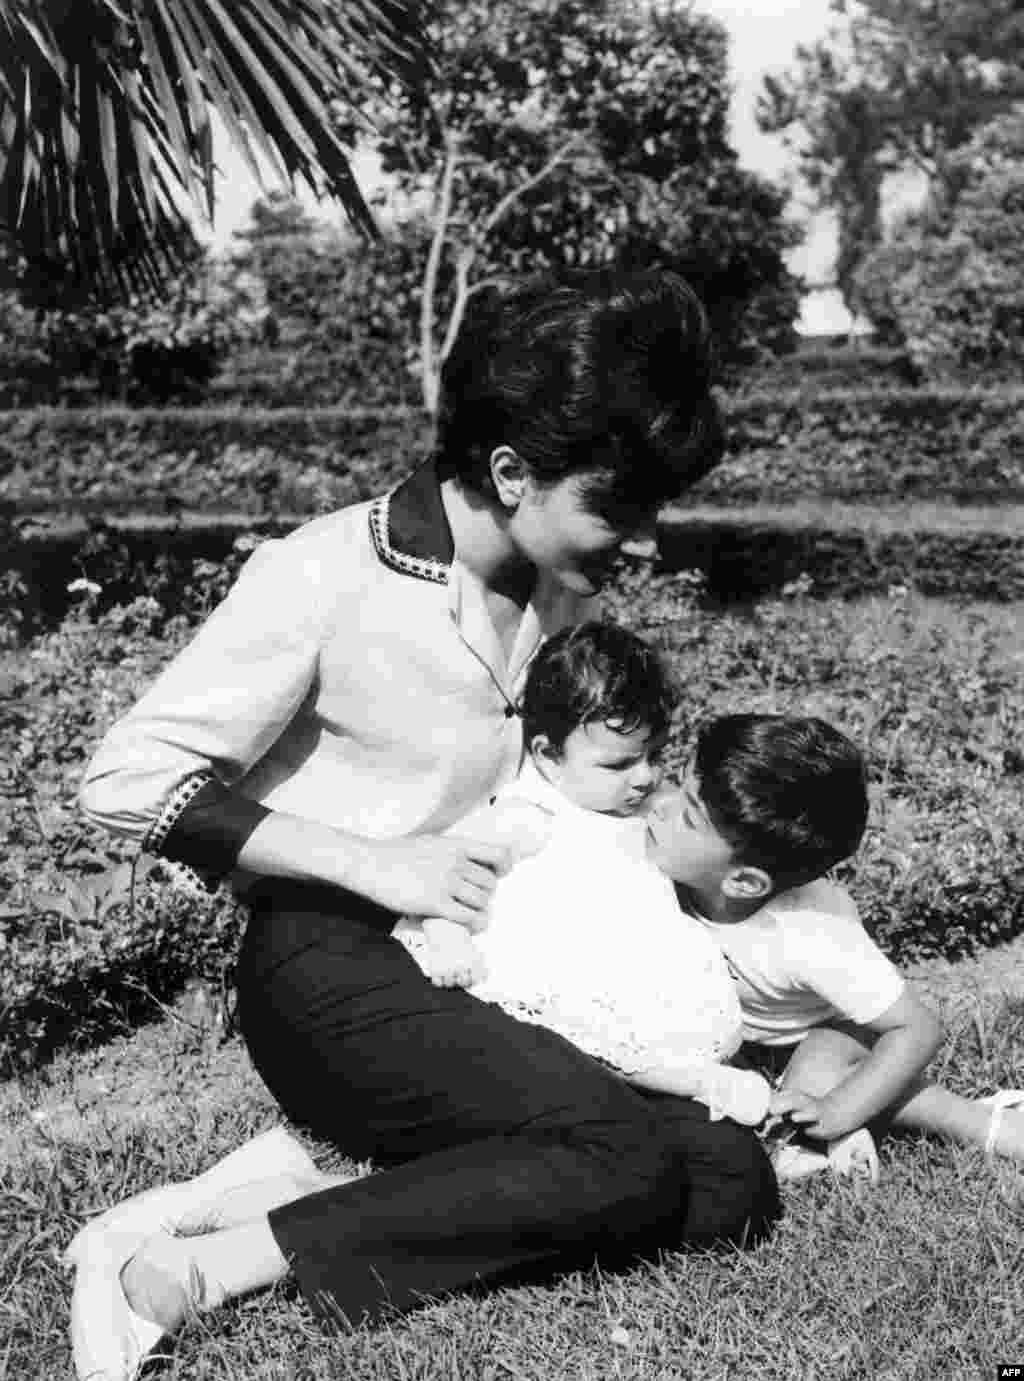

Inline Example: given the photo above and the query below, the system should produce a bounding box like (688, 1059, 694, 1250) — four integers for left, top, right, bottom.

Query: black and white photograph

(1, 2, 1021, 1377)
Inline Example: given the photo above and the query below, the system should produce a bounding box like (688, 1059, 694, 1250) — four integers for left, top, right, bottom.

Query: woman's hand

(350, 834, 508, 930)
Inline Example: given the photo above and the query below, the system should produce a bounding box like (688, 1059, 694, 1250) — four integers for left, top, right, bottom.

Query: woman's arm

(80, 536, 331, 844)
(237, 811, 507, 928)
(81, 534, 508, 925)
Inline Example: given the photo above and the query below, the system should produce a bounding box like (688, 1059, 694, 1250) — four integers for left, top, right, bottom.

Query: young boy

(396, 622, 774, 1127)
(644, 712, 1024, 1173)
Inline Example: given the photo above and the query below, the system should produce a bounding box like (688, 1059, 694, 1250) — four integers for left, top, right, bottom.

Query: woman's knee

(573, 1111, 779, 1252)
(663, 1114, 781, 1249)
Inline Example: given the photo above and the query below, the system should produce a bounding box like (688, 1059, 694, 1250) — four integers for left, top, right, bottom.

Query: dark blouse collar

(368, 460, 454, 585)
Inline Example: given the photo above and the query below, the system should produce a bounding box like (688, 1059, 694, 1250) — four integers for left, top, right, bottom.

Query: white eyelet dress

(411, 761, 746, 1078)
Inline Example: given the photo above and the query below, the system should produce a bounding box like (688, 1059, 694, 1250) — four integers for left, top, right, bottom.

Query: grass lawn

(2, 949, 1023, 1381)
(2, 581, 1022, 1379)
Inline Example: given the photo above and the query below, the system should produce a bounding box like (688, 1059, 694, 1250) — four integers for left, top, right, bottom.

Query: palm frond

(0, 0, 433, 297)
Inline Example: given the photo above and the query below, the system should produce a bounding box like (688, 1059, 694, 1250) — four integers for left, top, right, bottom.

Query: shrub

(0, 406, 431, 516)
(0, 388, 1020, 519)
(853, 110, 1024, 382)
(693, 386, 1024, 506)
(0, 262, 252, 408)
(5, 503, 1021, 651)
(733, 341, 917, 393)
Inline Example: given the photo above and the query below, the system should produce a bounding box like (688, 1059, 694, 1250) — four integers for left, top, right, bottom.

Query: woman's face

(509, 469, 658, 597)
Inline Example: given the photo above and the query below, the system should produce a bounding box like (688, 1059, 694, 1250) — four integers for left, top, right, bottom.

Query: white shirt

(696, 879, 906, 1047)
(79, 465, 592, 879)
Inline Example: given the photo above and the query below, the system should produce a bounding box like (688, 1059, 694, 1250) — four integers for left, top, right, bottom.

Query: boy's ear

(490, 447, 527, 509)
(721, 865, 773, 902)
(530, 733, 559, 766)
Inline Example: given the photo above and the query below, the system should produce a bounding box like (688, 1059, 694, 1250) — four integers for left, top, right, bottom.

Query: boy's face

(643, 768, 741, 907)
(537, 720, 664, 816)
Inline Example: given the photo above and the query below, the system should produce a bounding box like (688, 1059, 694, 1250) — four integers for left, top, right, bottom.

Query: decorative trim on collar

(369, 493, 450, 584)
(368, 461, 454, 585)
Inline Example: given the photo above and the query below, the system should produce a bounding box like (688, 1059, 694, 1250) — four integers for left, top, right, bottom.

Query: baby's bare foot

(120, 1234, 196, 1333)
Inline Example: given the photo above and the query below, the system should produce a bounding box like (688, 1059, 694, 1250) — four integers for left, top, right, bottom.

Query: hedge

(690, 386, 1024, 507)
(1, 386, 1021, 516)
(0, 405, 432, 516)
(5, 502, 1022, 645)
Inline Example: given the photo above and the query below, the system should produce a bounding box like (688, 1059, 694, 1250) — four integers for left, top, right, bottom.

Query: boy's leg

(779, 1024, 1024, 1158)
(777, 1024, 870, 1101)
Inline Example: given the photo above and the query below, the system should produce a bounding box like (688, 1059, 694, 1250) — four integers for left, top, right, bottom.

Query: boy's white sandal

(826, 1127, 880, 1184)
(64, 1126, 316, 1268)
(981, 1089, 1024, 1157)
(70, 1227, 168, 1381)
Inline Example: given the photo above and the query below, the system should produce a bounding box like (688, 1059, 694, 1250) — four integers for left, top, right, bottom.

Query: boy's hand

(768, 1087, 848, 1142)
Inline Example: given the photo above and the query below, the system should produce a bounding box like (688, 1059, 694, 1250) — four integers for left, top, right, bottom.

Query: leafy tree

(0, 0, 430, 298)
(0, 237, 252, 405)
(220, 193, 421, 407)
(333, 0, 801, 408)
(758, 0, 1024, 312)
(853, 107, 1024, 379)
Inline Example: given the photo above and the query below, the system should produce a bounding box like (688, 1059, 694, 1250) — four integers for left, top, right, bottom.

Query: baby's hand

(425, 946, 489, 989)
(420, 917, 489, 989)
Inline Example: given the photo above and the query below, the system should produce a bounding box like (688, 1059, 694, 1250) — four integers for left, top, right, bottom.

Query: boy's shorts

(732, 1041, 797, 1088)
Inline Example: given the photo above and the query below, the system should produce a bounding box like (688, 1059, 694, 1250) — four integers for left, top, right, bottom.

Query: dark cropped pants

(235, 879, 781, 1325)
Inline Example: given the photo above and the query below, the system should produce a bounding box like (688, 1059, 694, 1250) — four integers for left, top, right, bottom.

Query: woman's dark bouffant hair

(694, 714, 870, 884)
(520, 621, 677, 756)
(434, 270, 725, 518)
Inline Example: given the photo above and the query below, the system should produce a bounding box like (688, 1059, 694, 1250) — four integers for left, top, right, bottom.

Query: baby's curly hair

(520, 621, 676, 755)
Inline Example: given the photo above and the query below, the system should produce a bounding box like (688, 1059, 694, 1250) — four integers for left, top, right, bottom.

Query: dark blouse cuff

(144, 772, 270, 892)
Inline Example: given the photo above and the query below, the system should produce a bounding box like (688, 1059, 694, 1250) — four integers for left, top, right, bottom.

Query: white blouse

(79, 465, 593, 882)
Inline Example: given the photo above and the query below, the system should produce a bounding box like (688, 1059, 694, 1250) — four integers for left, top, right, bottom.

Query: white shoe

(70, 1228, 168, 1381)
(65, 1126, 316, 1268)
(981, 1089, 1024, 1156)
(827, 1127, 880, 1184)
(771, 1141, 831, 1181)
(772, 1127, 879, 1184)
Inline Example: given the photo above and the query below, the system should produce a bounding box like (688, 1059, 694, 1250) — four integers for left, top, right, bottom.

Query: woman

(71, 271, 780, 1379)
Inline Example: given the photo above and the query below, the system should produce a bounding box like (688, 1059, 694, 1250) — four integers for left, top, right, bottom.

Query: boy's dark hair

(520, 621, 676, 755)
(435, 269, 724, 522)
(694, 714, 869, 884)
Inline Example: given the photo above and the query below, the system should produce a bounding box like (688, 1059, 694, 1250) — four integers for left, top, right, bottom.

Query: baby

(395, 622, 773, 1127)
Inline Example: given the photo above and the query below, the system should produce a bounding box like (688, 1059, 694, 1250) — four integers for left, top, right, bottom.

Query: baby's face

(541, 720, 663, 816)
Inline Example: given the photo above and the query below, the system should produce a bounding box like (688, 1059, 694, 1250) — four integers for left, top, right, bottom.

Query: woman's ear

(530, 734, 562, 776)
(490, 447, 527, 510)
(721, 865, 773, 902)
